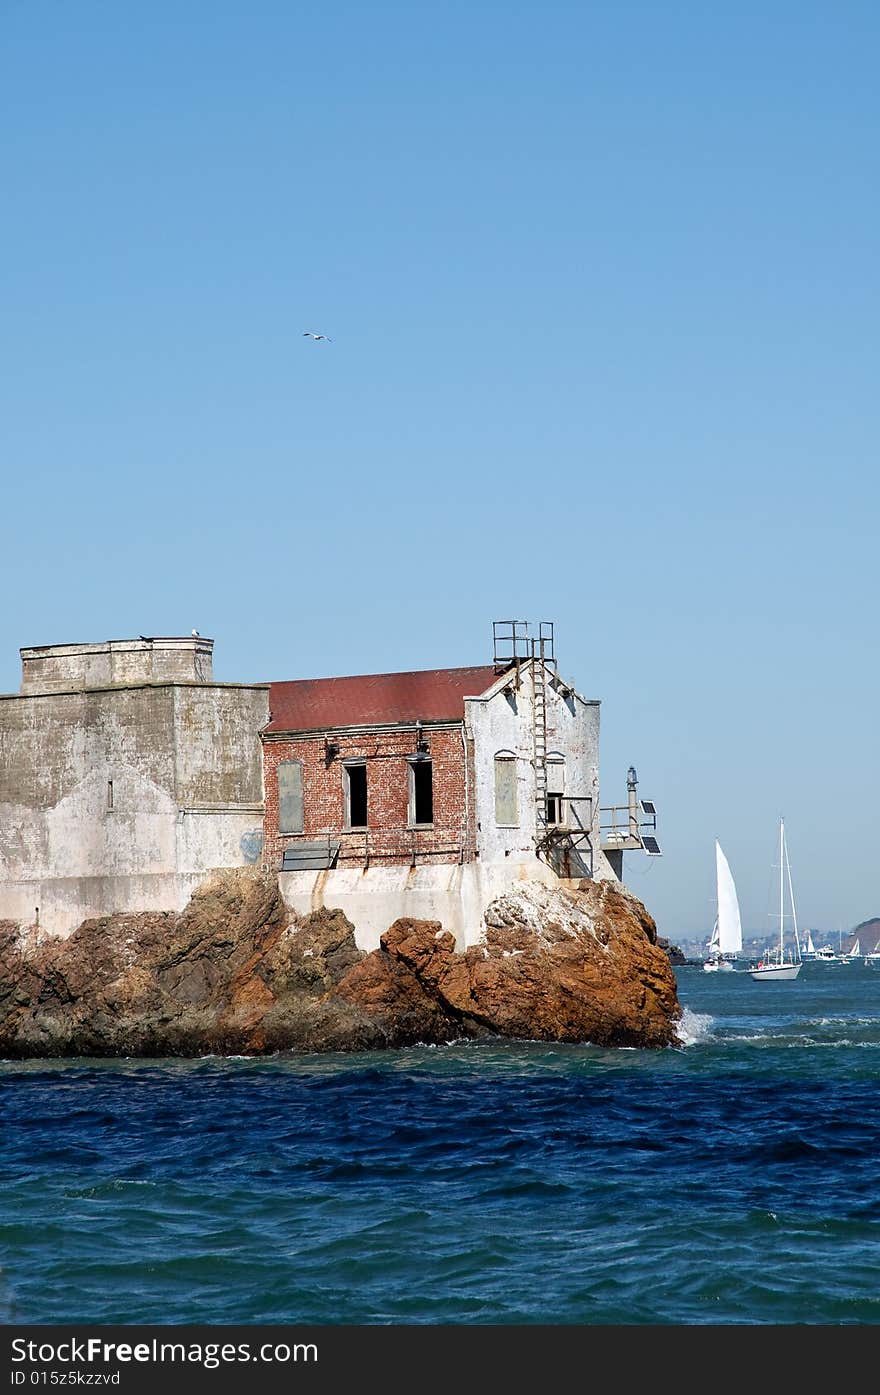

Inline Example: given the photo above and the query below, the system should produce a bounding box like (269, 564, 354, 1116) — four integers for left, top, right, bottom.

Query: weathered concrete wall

(173, 685, 266, 807)
(175, 809, 265, 877)
(0, 679, 269, 935)
(0, 687, 178, 883)
(279, 855, 568, 951)
(0, 871, 213, 936)
(20, 637, 214, 694)
(466, 663, 618, 880)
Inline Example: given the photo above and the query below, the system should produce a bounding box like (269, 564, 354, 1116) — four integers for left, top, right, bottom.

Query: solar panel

(641, 800, 656, 816)
(641, 835, 662, 856)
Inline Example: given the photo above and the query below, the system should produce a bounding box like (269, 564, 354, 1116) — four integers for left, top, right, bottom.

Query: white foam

(674, 1006, 713, 1046)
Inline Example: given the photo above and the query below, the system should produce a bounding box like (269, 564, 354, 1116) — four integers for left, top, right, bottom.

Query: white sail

(715, 841, 743, 955)
(849, 938, 861, 958)
(805, 928, 816, 955)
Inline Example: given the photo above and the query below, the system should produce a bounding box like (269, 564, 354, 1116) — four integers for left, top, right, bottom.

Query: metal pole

(779, 818, 785, 962)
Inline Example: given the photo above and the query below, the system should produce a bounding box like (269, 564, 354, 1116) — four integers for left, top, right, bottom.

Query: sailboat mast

(779, 818, 785, 960)
(784, 824, 800, 957)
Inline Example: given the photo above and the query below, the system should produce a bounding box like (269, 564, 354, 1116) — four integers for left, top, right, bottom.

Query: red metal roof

(265, 665, 499, 733)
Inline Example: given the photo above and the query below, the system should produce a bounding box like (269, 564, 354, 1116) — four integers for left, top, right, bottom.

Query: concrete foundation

(279, 854, 616, 952)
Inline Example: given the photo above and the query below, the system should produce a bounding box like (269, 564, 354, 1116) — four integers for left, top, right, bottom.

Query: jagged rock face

(0, 870, 681, 1057)
(365, 880, 681, 1049)
(659, 936, 687, 965)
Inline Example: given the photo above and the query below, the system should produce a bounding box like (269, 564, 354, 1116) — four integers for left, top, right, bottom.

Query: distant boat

(703, 841, 742, 972)
(813, 943, 841, 963)
(844, 938, 862, 962)
(749, 819, 802, 982)
(802, 929, 840, 961)
(865, 938, 880, 965)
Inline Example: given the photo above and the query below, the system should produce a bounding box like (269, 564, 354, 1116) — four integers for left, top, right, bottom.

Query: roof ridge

(263, 664, 500, 735)
(268, 663, 496, 686)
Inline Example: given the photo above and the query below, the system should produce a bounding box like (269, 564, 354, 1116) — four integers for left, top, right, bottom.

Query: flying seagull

(303, 331, 332, 341)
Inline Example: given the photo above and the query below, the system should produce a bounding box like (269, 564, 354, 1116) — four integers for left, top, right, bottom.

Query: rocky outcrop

(0, 868, 682, 1057)
(659, 936, 687, 965)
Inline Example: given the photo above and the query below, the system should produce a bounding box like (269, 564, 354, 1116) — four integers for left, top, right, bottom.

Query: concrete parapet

(19, 636, 214, 694)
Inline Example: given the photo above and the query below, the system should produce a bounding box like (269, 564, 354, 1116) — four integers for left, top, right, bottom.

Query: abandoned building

(0, 622, 659, 946)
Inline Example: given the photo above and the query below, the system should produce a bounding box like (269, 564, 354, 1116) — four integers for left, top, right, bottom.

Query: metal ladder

(531, 632, 548, 842)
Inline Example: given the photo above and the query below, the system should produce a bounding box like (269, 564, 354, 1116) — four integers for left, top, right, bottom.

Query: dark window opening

(346, 764, 368, 828)
(412, 760, 433, 825)
(546, 794, 564, 825)
(107, 780, 114, 811)
(546, 757, 565, 827)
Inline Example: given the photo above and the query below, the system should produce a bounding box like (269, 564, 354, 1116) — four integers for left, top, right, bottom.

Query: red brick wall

(262, 725, 476, 869)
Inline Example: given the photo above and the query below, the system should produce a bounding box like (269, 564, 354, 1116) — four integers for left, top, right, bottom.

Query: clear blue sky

(2, 2, 877, 942)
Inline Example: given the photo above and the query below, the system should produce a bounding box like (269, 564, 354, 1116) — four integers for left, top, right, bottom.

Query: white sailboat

(844, 938, 861, 962)
(703, 841, 742, 972)
(749, 818, 802, 981)
(801, 928, 817, 960)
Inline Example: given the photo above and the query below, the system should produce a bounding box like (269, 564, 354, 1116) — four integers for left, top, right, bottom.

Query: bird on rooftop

(303, 332, 331, 341)
(191, 629, 200, 637)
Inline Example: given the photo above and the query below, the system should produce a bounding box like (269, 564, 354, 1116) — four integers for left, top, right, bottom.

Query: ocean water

(1, 960, 879, 1326)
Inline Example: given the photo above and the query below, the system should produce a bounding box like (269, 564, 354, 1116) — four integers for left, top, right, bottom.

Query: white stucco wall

(465, 663, 618, 880)
(279, 856, 568, 952)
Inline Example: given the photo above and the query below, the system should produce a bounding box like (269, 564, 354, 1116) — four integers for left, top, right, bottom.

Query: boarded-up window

(278, 760, 304, 834)
(494, 755, 518, 825)
(547, 756, 565, 796)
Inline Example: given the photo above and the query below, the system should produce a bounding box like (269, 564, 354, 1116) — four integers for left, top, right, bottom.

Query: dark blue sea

(2, 961, 879, 1326)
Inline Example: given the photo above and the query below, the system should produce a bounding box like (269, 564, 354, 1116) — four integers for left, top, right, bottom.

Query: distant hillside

(849, 918, 880, 954)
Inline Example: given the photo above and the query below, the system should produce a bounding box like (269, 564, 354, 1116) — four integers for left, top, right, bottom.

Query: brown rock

(0, 870, 681, 1056)
(378, 880, 679, 1049)
(334, 942, 469, 1046)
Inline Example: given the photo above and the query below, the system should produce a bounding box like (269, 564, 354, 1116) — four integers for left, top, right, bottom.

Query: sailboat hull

(748, 962, 801, 981)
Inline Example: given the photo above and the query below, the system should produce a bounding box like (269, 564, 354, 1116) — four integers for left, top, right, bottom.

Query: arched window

(494, 751, 518, 826)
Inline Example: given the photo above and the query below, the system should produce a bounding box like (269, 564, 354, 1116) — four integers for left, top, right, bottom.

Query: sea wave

(673, 1007, 713, 1046)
